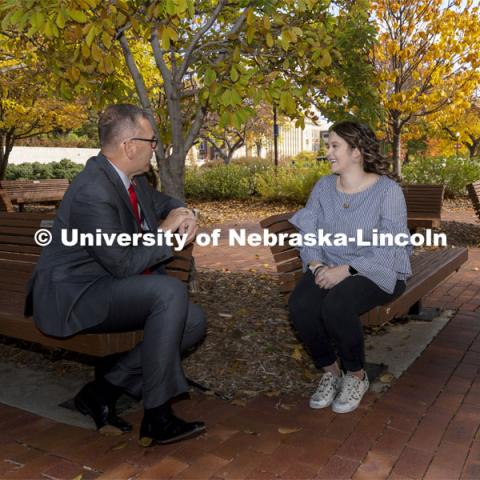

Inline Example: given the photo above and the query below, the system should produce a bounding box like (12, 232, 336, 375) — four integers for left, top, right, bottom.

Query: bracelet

(311, 264, 325, 276)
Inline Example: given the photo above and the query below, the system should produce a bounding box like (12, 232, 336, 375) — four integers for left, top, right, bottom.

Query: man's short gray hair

(98, 104, 149, 148)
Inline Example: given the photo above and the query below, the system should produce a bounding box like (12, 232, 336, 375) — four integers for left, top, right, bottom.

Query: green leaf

(221, 89, 232, 107)
(230, 66, 239, 82)
(204, 69, 216, 86)
(266, 32, 274, 48)
(56, 10, 65, 29)
(67, 9, 88, 23)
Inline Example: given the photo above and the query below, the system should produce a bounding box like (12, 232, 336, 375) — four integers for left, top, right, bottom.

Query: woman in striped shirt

(289, 121, 412, 413)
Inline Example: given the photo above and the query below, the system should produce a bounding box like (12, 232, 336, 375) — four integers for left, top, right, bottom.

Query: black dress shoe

(74, 381, 132, 432)
(139, 410, 205, 446)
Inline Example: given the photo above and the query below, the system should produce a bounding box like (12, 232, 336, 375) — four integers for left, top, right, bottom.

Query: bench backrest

(401, 184, 444, 229)
(467, 180, 480, 221)
(0, 179, 69, 204)
(0, 212, 193, 282)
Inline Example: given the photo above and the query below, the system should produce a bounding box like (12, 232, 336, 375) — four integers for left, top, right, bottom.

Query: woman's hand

(315, 264, 350, 289)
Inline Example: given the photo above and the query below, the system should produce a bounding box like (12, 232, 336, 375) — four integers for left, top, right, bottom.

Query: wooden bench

(402, 184, 444, 231)
(260, 212, 468, 326)
(467, 180, 480, 221)
(0, 212, 194, 356)
(0, 179, 69, 211)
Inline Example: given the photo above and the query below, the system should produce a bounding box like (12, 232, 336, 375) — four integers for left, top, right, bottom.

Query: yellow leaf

(81, 43, 90, 58)
(246, 8, 255, 26)
(102, 31, 112, 49)
(291, 345, 303, 361)
(91, 43, 103, 62)
(111, 441, 128, 450)
(278, 427, 302, 434)
(161, 28, 171, 49)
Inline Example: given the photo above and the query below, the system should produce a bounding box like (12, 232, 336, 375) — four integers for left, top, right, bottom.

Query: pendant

(343, 203, 350, 209)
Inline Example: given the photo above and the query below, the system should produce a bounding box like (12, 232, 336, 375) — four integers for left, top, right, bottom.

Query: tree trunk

(256, 142, 262, 158)
(0, 132, 15, 180)
(391, 122, 402, 177)
(465, 138, 480, 159)
(156, 149, 186, 201)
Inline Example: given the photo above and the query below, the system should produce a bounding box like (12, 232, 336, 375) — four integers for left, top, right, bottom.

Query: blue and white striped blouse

(289, 174, 412, 294)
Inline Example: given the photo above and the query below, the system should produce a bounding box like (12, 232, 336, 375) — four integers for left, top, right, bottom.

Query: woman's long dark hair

(330, 121, 395, 179)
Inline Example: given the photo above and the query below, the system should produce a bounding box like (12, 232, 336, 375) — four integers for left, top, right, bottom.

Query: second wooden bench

(260, 212, 467, 326)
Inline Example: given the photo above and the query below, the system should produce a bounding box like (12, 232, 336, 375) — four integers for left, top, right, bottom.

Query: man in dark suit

(25, 104, 206, 445)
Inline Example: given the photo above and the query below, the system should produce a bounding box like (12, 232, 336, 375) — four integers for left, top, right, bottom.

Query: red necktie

(128, 183, 151, 275)
(128, 184, 142, 225)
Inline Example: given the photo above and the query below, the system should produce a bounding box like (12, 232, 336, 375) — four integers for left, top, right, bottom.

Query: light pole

(273, 105, 279, 167)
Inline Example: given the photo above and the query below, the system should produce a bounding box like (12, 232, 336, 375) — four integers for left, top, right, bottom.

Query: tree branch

(176, 0, 227, 82)
(117, 31, 166, 159)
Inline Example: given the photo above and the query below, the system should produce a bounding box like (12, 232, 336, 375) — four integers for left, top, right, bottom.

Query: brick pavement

(0, 212, 479, 479)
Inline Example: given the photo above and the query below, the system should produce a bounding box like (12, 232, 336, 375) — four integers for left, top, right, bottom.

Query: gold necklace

(337, 183, 351, 209)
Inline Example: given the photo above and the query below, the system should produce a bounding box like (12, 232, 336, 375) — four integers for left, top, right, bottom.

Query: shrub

(5, 159, 84, 182)
(185, 164, 254, 199)
(402, 156, 480, 197)
(254, 160, 331, 203)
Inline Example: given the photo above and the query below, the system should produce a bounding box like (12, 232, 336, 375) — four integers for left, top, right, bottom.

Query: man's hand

(315, 264, 350, 289)
(178, 217, 197, 245)
(159, 208, 194, 233)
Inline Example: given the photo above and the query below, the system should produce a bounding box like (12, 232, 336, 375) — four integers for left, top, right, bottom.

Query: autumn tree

(200, 102, 281, 162)
(0, 33, 86, 178)
(430, 90, 480, 159)
(372, 0, 480, 175)
(2, 0, 374, 200)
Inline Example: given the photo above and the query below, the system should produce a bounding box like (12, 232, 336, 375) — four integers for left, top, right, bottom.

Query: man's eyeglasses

(125, 136, 158, 149)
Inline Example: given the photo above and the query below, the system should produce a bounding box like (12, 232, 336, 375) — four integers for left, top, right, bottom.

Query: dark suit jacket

(25, 153, 183, 337)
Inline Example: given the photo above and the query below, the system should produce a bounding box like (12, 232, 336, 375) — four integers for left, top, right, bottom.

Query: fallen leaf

(111, 441, 128, 451)
(278, 427, 302, 434)
(99, 425, 124, 436)
(265, 390, 281, 398)
(303, 369, 317, 381)
(219, 313, 233, 318)
(243, 429, 259, 435)
(231, 399, 247, 407)
(138, 437, 153, 447)
(291, 346, 303, 361)
(379, 373, 394, 383)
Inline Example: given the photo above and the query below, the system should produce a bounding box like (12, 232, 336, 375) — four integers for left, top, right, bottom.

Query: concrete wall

(9, 147, 99, 165)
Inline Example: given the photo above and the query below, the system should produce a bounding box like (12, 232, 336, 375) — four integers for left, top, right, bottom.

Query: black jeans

(289, 271, 405, 372)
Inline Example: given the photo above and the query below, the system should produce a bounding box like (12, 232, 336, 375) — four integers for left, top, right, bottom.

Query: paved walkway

(0, 213, 479, 479)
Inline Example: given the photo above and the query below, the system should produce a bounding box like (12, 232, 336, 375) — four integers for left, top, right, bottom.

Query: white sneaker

(309, 372, 343, 409)
(331, 372, 369, 414)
